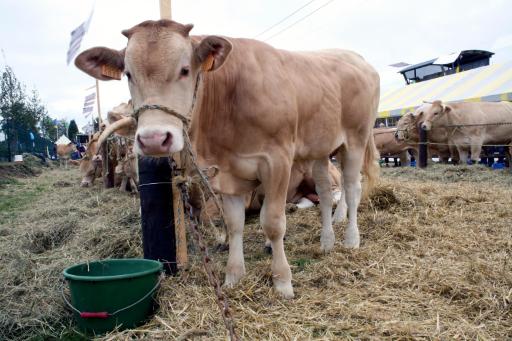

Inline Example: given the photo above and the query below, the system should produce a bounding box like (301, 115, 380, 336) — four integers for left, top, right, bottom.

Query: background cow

(374, 127, 413, 166)
(395, 109, 458, 164)
(75, 19, 380, 298)
(79, 132, 103, 187)
(56, 143, 76, 169)
(420, 100, 512, 164)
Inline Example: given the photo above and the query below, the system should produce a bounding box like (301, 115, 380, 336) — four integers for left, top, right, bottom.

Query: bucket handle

(61, 276, 162, 318)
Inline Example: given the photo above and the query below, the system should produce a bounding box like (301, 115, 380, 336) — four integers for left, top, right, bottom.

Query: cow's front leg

(260, 158, 293, 298)
(222, 194, 246, 287)
(457, 147, 469, 164)
(470, 142, 483, 165)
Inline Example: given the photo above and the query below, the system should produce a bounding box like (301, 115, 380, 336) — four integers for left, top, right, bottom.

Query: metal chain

(178, 179, 239, 341)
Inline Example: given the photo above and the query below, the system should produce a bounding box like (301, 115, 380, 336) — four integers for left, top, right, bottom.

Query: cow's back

(193, 39, 380, 163)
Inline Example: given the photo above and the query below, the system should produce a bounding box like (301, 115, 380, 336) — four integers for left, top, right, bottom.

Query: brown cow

(75, 19, 380, 298)
(56, 143, 76, 169)
(79, 132, 103, 187)
(373, 127, 412, 166)
(420, 100, 512, 164)
(395, 109, 457, 163)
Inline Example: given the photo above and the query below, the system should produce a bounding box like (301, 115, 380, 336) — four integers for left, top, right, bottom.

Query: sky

(1, 0, 512, 131)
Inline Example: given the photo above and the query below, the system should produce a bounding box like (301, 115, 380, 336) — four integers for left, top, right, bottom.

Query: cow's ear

(75, 47, 125, 81)
(443, 105, 453, 114)
(194, 36, 232, 72)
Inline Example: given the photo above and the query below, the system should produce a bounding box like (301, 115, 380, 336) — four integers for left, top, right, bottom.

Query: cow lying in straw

(75, 19, 380, 298)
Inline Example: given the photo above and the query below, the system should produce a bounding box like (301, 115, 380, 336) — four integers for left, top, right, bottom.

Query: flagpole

(95, 79, 102, 124)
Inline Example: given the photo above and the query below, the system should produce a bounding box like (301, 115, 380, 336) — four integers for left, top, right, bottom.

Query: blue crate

(492, 162, 505, 170)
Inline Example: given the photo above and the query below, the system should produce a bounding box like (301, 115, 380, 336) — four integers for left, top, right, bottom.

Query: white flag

(67, 11, 94, 65)
(83, 90, 96, 118)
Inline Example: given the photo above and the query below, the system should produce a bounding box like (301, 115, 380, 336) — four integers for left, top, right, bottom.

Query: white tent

(55, 135, 72, 145)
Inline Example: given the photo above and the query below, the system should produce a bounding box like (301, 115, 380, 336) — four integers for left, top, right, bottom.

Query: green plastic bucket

(63, 258, 163, 334)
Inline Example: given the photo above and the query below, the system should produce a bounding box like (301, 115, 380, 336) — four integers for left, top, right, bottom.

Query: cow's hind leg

(338, 144, 365, 249)
(312, 158, 335, 252)
(223, 194, 246, 287)
(332, 187, 347, 223)
(259, 158, 293, 298)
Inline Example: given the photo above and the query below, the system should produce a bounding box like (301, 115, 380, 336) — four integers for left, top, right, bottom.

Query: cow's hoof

(320, 231, 335, 253)
(224, 267, 245, 287)
(274, 280, 294, 299)
(343, 229, 360, 249)
(264, 245, 272, 254)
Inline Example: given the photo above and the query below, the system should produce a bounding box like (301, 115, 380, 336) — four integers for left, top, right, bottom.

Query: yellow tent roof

(378, 60, 512, 118)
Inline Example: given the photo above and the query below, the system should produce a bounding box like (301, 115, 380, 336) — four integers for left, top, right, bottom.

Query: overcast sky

(1, 0, 512, 131)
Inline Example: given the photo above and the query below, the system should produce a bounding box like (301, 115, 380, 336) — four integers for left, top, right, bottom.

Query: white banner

(83, 90, 96, 118)
(67, 10, 94, 65)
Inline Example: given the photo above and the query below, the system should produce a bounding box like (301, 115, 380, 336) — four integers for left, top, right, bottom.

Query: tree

(56, 119, 68, 138)
(40, 114, 57, 141)
(0, 66, 27, 160)
(68, 119, 79, 141)
(0, 65, 61, 160)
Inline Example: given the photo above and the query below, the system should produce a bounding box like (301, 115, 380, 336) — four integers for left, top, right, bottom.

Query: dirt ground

(0, 163, 511, 340)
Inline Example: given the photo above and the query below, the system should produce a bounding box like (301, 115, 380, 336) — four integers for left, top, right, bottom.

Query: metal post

(419, 127, 428, 168)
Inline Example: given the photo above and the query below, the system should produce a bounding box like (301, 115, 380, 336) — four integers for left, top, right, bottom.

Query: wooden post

(159, 0, 172, 20)
(172, 153, 188, 268)
(419, 127, 428, 168)
(101, 141, 115, 188)
(95, 79, 103, 124)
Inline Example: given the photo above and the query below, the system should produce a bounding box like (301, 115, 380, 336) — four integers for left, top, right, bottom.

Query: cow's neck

(189, 69, 235, 168)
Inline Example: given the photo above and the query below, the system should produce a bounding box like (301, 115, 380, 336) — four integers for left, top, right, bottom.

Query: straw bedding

(0, 164, 510, 340)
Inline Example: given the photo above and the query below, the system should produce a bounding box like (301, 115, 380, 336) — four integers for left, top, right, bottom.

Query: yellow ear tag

(202, 54, 215, 72)
(101, 64, 122, 80)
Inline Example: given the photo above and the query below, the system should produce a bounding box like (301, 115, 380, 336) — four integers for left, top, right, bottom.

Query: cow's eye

(180, 67, 189, 77)
(125, 72, 132, 81)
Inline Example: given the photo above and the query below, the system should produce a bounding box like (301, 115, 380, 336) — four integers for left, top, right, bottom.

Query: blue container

(410, 160, 416, 167)
(492, 162, 505, 170)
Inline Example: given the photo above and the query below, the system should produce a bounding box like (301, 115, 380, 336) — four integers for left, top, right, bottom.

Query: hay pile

(0, 165, 511, 340)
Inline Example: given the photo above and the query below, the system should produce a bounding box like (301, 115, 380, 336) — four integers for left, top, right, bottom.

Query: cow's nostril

(162, 132, 172, 146)
(137, 135, 145, 147)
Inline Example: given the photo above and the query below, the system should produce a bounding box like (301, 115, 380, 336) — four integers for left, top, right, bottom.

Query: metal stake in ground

(419, 126, 428, 168)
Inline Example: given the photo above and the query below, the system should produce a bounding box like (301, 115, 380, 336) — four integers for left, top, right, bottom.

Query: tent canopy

(379, 60, 512, 118)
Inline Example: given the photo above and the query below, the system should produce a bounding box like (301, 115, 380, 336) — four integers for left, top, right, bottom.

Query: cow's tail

(362, 132, 380, 199)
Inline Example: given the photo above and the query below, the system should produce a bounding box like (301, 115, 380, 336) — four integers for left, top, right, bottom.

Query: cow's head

(420, 100, 452, 131)
(79, 133, 102, 187)
(395, 112, 417, 141)
(75, 20, 232, 157)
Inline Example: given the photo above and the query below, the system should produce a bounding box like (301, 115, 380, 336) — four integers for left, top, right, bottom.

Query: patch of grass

(0, 179, 50, 224)
(292, 257, 316, 271)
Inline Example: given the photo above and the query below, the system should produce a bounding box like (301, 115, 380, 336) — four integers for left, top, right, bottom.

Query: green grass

(0, 180, 47, 224)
